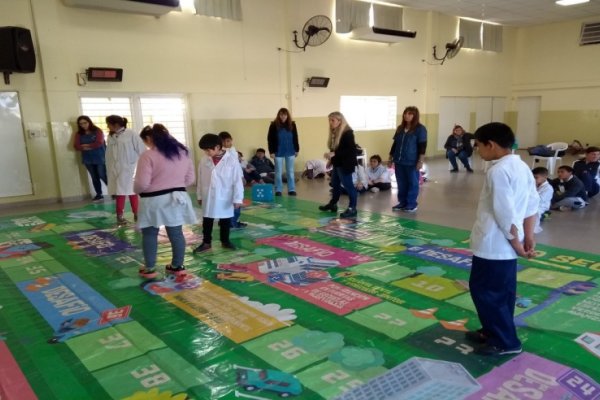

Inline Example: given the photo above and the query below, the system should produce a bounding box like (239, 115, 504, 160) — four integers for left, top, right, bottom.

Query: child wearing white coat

(532, 167, 553, 233)
(193, 134, 244, 253)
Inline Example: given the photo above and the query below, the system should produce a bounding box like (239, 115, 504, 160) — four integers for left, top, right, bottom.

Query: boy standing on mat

(466, 122, 538, 356)
(193, 133, 243, 253)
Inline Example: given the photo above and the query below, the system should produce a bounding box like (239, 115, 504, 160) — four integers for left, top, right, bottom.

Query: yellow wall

(1, 0, 599, 206)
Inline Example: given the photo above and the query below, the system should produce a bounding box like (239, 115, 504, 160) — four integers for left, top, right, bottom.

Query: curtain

(373, 4, 403, 30)
(193, 0, 242, 21)
(335, 0, 370, 33)
(482, 23, 503, 52)
(459, 19, 482, 50)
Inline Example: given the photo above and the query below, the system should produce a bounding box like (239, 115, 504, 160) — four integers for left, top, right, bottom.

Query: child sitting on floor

(367, 155, 392, 193)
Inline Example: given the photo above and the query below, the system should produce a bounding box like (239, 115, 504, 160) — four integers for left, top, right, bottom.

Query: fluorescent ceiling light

(556, 0, 589, 6)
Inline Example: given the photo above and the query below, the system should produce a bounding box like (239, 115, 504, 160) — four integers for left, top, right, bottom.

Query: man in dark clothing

(249, 148, 275, 184)
(550, 165, 588, 211)
(572, 146, 600, 198)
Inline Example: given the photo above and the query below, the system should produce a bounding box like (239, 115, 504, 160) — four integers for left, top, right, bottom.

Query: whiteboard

(0, 92, 33, 197)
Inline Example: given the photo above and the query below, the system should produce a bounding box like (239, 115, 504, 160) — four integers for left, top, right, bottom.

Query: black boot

(319, 202, 338, 212)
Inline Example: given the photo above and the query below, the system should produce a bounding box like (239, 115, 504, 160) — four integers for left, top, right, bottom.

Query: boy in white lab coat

(193, 134, 244, 253)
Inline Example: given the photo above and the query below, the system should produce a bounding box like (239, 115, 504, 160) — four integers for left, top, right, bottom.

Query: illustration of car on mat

(236, 366, 302, 397)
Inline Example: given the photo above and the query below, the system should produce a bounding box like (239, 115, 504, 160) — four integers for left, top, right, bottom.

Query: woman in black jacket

(319, 112, 358, 218)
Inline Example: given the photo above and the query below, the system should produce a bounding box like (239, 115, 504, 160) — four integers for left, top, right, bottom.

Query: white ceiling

(385, 0, 600, 26)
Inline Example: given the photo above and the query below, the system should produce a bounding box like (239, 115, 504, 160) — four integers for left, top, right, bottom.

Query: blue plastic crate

(252, 184, 274, 202)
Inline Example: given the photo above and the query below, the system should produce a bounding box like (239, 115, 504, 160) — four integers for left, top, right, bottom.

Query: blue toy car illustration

(236, 367, 302, 397)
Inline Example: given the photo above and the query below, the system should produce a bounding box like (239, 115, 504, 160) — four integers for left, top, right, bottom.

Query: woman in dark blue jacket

(388, 106, 427, 212)
(319, 112, 358, 218)
(73, 115, 107, 202)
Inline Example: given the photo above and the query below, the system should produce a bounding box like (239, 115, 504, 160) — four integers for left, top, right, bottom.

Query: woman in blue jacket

(73, 115, 107, 202)
(388, 106, 427, 213)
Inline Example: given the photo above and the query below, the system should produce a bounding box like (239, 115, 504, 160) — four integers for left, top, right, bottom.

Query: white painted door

(0, 92, 33, 197)
(516, 97, 541, 148)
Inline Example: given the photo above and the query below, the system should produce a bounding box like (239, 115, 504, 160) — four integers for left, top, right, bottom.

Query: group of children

(532, 146, 600, 232)
(304, 154, 393, 194)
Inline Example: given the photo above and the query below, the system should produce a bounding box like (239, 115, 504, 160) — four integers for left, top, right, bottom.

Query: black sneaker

(165, 264, 187, 276)
(391, 203, 406, 211)
(222, 242, 236, 250)
(340, 208, 357, 218)
(193, 242, 212, 254)
(403, 206, 418, 213)
(466, 167, 474, 173)
(318, 203, 338, 212)
(450, 169, 459, 173)
(288, 191, 297, 196)
(465, 329, 488, 344)
(275, 191, 282, 196)
(475, 343, 522, 356)
(92, 194, 104, 202)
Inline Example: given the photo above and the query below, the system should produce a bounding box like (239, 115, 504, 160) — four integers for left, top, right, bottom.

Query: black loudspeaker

(0, 27, 36, 73)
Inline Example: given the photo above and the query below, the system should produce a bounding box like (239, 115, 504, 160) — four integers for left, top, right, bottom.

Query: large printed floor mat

(1, 197, 599, 400)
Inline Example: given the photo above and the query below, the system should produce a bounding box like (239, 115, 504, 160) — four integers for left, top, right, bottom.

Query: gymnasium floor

(0, 153, 599, 400)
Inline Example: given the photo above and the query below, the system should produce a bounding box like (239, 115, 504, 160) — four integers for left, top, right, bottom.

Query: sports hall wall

(1, 0, 599, 207)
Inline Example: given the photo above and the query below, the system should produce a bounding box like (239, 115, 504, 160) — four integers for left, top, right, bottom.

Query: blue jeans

(331, 167, 357, 209)
(275, 155, 296, 193)
(447, 150, 471, 170)
(85, 163, 107, 196)
(469, 256, 520, 350)
(142, 225, 186, 269)
(394, 164, 420, 208)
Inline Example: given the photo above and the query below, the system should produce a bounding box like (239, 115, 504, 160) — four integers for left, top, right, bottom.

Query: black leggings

(202, 217, 231, 244)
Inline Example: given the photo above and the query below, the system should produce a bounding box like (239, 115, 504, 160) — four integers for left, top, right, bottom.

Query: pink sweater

(134, 148, 195, 194)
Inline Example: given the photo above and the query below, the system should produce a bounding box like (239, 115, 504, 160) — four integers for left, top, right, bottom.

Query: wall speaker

(0, 27, 36, 74)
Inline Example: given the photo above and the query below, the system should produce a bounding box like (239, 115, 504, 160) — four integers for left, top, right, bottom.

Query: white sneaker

(559, 206, 571, 212)
(370, 187, 380, 193)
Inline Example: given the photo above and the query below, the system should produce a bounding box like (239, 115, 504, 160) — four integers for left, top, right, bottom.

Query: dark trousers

(85, 163, 107, 196)
(578, 173, 599, 198)
(447, 150, 471, 170)
(394, 164, 420, 208)
(469, 256, 521, 350)
(202, 217, 231, 244)
(330, 167, 357, 209)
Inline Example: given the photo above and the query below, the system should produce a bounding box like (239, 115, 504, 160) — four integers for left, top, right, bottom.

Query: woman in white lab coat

(105, 115, 146, 226)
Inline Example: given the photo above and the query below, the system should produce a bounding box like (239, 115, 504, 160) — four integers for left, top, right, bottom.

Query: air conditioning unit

(349, 26, 417, 44)
(62, 0, 180, 16)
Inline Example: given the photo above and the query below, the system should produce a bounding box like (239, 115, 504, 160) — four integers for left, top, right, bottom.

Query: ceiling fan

(432, 36, 464, 64)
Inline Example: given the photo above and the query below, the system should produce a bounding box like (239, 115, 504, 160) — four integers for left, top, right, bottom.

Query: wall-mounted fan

(293, 15, 332, 51)
(432, 36, 464, 64)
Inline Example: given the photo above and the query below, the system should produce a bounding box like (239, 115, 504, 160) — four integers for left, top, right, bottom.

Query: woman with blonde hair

(319, 111, 359, 218)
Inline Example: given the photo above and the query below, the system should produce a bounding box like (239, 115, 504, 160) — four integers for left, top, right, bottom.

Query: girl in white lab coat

(105, 115, 146, 226)
(193, 133, 244, 253)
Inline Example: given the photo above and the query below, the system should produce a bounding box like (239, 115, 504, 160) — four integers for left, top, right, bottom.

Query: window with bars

(340, 96, 397, 131)
(79, 95, 190, 147)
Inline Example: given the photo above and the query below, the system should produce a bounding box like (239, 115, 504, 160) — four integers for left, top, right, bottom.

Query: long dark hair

(76, 115, 100, 135)
(274, 107, 293, 130)
(398, 106, 421, 131)
(140, 124, 188, 160)
(105, 115, 128, 128)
